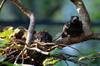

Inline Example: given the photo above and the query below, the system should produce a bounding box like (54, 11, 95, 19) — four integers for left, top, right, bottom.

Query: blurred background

(0, 0, 100, 34)
(0, 0, 100, 66)
(0, 0, 100, 21)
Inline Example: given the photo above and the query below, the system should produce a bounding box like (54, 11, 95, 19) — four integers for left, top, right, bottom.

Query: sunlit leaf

(0, 48, 5, 55)
(43, 57, 60, 66)
(0, 26, 14, 41)
(78, 56, 88, 61)
(0, 38, 9, 47)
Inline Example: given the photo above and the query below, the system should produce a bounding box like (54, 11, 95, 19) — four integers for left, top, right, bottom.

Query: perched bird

(68, 16, 84, 37)
(61, 16, 83, 38)
(34, 31, 52, 43)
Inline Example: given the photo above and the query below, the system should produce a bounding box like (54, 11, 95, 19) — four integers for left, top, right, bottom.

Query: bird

(61, 16, 84, 38)
(34, 30, 52, 43)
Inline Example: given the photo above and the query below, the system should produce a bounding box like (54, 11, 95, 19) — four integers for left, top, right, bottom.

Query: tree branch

(52, 0, 95, 45)
(91, 33, 100, 40)
(0, 0, 6, 11)
(55, 33, 92, 45)
(69, 0, 100, 42)
(27, 47, 49, 55)
(11, 0, 35, 44)
(70, 0, 92, 35)
(14, 45, 26, 64)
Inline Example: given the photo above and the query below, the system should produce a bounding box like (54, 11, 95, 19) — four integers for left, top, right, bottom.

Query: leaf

(0, 26, 14, 41)
(0, 62, 13, 66)
(0, 38, 9, 47)
(0, 48, 5, 55)
(78, 51, 100, 61)
(43, 57, 60, 66)
(49, 48, 62, 56)
(0, 56, 6, 62)
(78, 56, 88, 61)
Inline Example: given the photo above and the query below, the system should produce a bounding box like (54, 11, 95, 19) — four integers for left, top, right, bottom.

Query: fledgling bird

(34, 31, 52, 43)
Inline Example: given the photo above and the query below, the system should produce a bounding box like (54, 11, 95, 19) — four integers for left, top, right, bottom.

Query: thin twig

(34, 41, 55, 46)
(22, 58, 24, 65)
(7, 50, 17, 56)
(53, 32, 63, 41)
(27, 47, 49, 55)
(14, 45, 27, 64)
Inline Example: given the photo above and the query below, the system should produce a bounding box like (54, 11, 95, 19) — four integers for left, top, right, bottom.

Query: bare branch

(0, 0, 6, 11)
(55, 33, 92, 45)
(27, 47, 49, 55)
(14, 45, 27, 64)
(11, 0, 35, 44)
(33, 41, 55, 46)
(91, 33, 100, 40)
(70, 0, 92, 35)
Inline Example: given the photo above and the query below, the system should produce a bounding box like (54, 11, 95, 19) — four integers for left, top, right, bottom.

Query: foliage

(0, 26, 25, 65)
(0, 26, 14, 42)
(78, 51, 100, 66)
(0, 39, 9, 47)
(43, 57, 60, 66)
(0, 26, 99, 66)
(43, 48, 100, 66)
(0, 62, 13, 66)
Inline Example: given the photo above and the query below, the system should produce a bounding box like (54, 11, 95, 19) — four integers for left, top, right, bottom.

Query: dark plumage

(34, 31, 52, 43)
(62, 16, 84, 38)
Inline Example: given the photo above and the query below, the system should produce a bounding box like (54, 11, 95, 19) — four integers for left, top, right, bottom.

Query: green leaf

(43, 57, 60, 66)
(14, 64, 21, 66)
(49, 48, 62, 56)
(78, 51, 100, 61)
(0, 26, 14, 41)
(0, 62, 13, 66)
(0, 39, 9, 47)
